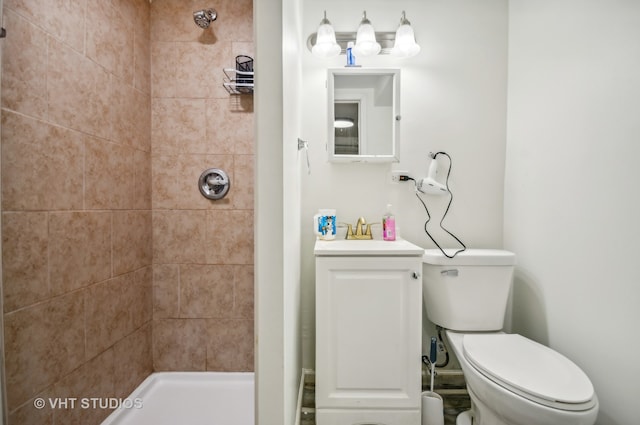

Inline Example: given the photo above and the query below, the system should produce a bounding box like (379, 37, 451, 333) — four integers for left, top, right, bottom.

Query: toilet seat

(462, 333, 597, 411)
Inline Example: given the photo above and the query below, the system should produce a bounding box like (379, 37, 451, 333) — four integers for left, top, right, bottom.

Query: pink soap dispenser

(382, 204, 396, 241)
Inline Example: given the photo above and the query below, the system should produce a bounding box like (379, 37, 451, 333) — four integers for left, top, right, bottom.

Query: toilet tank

(422, 249, 516, 331)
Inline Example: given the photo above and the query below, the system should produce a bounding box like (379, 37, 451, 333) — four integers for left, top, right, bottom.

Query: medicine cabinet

(327, 68, 401, 163)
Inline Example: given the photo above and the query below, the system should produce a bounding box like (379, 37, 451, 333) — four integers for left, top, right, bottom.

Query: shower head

(193, 8, 217, 29)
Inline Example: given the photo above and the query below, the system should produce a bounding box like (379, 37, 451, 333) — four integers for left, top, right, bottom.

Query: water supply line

(422, 326, 450, 370)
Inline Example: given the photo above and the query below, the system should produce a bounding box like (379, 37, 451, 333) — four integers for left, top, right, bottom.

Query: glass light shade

(353, 12, 381, 57)
(391, 23, 421, 57)
(312, 14, 340, 58)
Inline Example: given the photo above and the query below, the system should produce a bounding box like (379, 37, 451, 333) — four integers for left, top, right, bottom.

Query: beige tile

(152, 154, 233, 210)
(112, 0, 149, 32)
(84, 276, 123, 359)
(85, 271, 151, 360)
(1, 8, 48, 119)
(134, 24, 151, 95)
(206, 319, 254, 371)
(111, 77, 151, 151)
(85, 139, 136, 210)
(4, 291, 85, 410)
(232, 155, 254, 210)
(113, 323, 152, 398)
(5, 0, 86, 52)
(132, 0, 152, 36)
(205, 210, 254, 265)
(152, 210, 207, 264)
(225, 92, 255, 116)
(1, 111, 84, 211)
(180, 264, 233, 318)
(151, 155, 181, 210)
(234, 265, 254, 319)
(151, 98, 207, 155)
(111, 0, 151, 94)
(151, 41, 231, 99)
(150, 0, 211, 42)
(153, 319, 207, 371)
(86, 0, 134, 84)
(50, 349, 116, 425)
(2, 212, 49, 312)
(133, 149, 153, 210)
(113, 211, 152, 275)
(217, 0, 253, 42)
(149, 39, 178, 97)
(232, 42, 255, 60)
(153, 264, 180, 319)
(131, 266, 153, 330)
(8, 392, 53, 425)
(49, 212, 111, 296)
(150, 0, 252, 44)
(206, 98, 254, 155)
(47, 38, 111, 139)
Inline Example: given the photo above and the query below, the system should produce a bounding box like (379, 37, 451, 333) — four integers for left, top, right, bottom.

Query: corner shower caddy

(223, 55, 254, 95)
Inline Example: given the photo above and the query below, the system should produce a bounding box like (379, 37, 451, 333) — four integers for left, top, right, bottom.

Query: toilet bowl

(422, 249, 599, 425)
(446, 331, 598, 425)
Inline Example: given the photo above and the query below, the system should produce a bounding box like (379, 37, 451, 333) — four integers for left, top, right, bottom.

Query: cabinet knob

(412, 271, 421, 279)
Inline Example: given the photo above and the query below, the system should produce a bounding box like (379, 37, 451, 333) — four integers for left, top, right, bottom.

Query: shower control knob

(198, 168, 230, 200)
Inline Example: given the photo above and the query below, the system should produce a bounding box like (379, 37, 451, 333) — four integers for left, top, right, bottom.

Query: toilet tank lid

(422, 249, 516, 266)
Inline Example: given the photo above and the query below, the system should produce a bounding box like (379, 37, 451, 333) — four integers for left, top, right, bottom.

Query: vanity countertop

(314, 239, 424, 257)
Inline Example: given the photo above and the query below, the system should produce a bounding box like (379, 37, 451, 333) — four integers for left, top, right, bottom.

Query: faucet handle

(345, 223, 354, 238)
(363, 222, 380, 237)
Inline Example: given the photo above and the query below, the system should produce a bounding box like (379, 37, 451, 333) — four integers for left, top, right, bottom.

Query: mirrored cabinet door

(327, 68, 400, 163)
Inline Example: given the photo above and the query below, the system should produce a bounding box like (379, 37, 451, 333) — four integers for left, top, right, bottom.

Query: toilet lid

(463, 334, 595, 410)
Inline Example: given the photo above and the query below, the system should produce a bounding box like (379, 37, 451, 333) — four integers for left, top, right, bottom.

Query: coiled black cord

(414, 152, 466, 259)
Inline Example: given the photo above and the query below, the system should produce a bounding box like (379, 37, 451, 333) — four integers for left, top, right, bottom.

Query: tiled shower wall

(1, 0, 153, 424)
(149, 0, 254, 371)
(1, 0, 253, 422)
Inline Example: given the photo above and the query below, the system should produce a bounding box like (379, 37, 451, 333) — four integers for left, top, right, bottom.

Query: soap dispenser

(382, 204, 396, 241)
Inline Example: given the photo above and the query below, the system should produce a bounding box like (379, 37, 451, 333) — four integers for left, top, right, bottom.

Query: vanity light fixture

(334, 117, 355, 128)
(306, 11, 418, 57)
(353, 11, 381, 57)
(312, 11, 341, 58)
(391, 11, 421, 58)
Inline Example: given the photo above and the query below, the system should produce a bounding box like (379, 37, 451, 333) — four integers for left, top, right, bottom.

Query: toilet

(422, 249, 598, 425)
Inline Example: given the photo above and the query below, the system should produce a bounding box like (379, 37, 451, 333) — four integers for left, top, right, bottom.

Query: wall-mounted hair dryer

(417, 154, 448, 195)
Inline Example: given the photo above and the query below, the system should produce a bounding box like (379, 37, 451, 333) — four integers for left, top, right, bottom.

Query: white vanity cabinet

(315, 239, 423, 425)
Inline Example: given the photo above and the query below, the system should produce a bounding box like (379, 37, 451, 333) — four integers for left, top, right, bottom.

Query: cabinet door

(316, 256, 422, 410)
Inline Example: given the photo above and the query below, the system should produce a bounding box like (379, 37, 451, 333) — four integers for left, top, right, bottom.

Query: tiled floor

(300, 369, 471, 425)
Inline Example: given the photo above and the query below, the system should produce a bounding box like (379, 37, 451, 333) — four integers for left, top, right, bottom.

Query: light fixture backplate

(307, 31, 397, 55)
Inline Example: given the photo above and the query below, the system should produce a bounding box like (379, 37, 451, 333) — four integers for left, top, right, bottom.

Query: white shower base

(101, 372, 254, 425)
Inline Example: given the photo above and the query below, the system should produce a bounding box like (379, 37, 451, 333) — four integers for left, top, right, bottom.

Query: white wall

(282, 0, 304, 422)
(504, 2, 640, 424)
(299, 0, 509, 366)
(255, 0, 303, 424)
